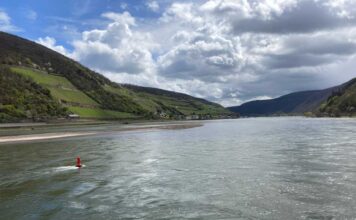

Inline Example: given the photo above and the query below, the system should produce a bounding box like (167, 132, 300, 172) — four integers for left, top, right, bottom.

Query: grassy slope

(68, 107, 137, 119)
(0, 67, 66, 122)
(11, 67, 99, 106)
(10, 66, 230, 119)
(10, 67, 137, 119)
(105, 85, 230, 116)
(0, 31, 231, 121)
(104, 85, 159, 113)
(0, 32, 146, 114)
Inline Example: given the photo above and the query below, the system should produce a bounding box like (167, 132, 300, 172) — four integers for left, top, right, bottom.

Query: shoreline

(0, 122, 203, 144)
(0, 119, 204, 129)
(0, 132, 97, 144)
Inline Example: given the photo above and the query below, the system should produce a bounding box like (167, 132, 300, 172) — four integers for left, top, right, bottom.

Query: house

(67, 114, 80, 120)
(158, 111, 170, 119)
(185, 115, 200, 120)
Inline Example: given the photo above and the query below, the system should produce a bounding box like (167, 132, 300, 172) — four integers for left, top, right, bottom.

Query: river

(1, 117, 356, 219)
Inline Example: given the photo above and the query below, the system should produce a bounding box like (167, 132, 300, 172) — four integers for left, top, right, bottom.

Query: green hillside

(67, 107, 137, 119)
(0, 67, 67, 122)
(11, 67, 99, 106)
(0, 31, 232, 121)
(318, 78, 356, 117)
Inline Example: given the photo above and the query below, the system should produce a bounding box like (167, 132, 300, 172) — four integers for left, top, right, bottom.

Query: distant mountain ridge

(0, 31, 232, 122)
(228, 79, 355, 117)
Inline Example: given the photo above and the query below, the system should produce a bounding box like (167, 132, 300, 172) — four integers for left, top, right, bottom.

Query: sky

(1, 0, 356, 106)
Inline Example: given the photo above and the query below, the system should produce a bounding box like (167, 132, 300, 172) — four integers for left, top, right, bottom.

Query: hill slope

(0, 67, 67, 122)
(318, 78, 356, 117)
(228, 84, 345, 116)
(0, 31, 231, 121)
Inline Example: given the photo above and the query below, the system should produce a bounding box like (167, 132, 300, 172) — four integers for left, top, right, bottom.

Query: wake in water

(52, 166, 79, 172)
(44, 165, 86, 174)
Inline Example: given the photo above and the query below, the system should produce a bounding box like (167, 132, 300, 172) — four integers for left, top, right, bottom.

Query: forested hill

(318, 78, 356, 117)
(0, 31, 232, 122)
(229, 84, 345, 116)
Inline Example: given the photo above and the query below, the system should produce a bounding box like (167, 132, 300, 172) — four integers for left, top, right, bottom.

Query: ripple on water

(67, 201, 87, 209)
(71, 182, 98, 197)
(93, 205, 111, 212)
(2, 118, 356, 219)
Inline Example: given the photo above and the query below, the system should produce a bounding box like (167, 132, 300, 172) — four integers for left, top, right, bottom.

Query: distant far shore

(0, 121, 203, 144)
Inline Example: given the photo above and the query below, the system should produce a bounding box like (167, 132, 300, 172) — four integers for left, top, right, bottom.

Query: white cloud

(0, 10, 10, 24)
(36, 36, 70, 56)
(199, 0, 298, 20)
(71, 11, 157, 82)
(154, 0, 356, 105)
(37, 0, 356, 106)
(146, 1, 160, 12)
(323, 0, 356, 19)
(161, 3, 203, 24)
(0, 9, 20, 32)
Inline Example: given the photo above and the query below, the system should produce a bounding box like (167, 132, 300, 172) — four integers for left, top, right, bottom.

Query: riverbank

(0, 132, 96, 144)
(0, 121, 203, 144)
(0, 120, 113, 129)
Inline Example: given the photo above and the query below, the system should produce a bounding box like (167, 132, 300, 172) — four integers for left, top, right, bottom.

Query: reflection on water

(1, 117, 356, 219)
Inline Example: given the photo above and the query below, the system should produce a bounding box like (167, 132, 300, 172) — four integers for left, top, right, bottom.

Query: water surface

(1, 117, 356, 219)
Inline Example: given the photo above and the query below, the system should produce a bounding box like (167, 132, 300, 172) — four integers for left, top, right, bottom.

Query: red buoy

(76, 157, 82, 168)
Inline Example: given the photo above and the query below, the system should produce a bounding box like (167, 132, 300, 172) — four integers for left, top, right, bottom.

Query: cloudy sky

(1, 0, 356, 106)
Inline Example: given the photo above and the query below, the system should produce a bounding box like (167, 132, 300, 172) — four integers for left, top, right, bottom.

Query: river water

(1, 117, 356, 219)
